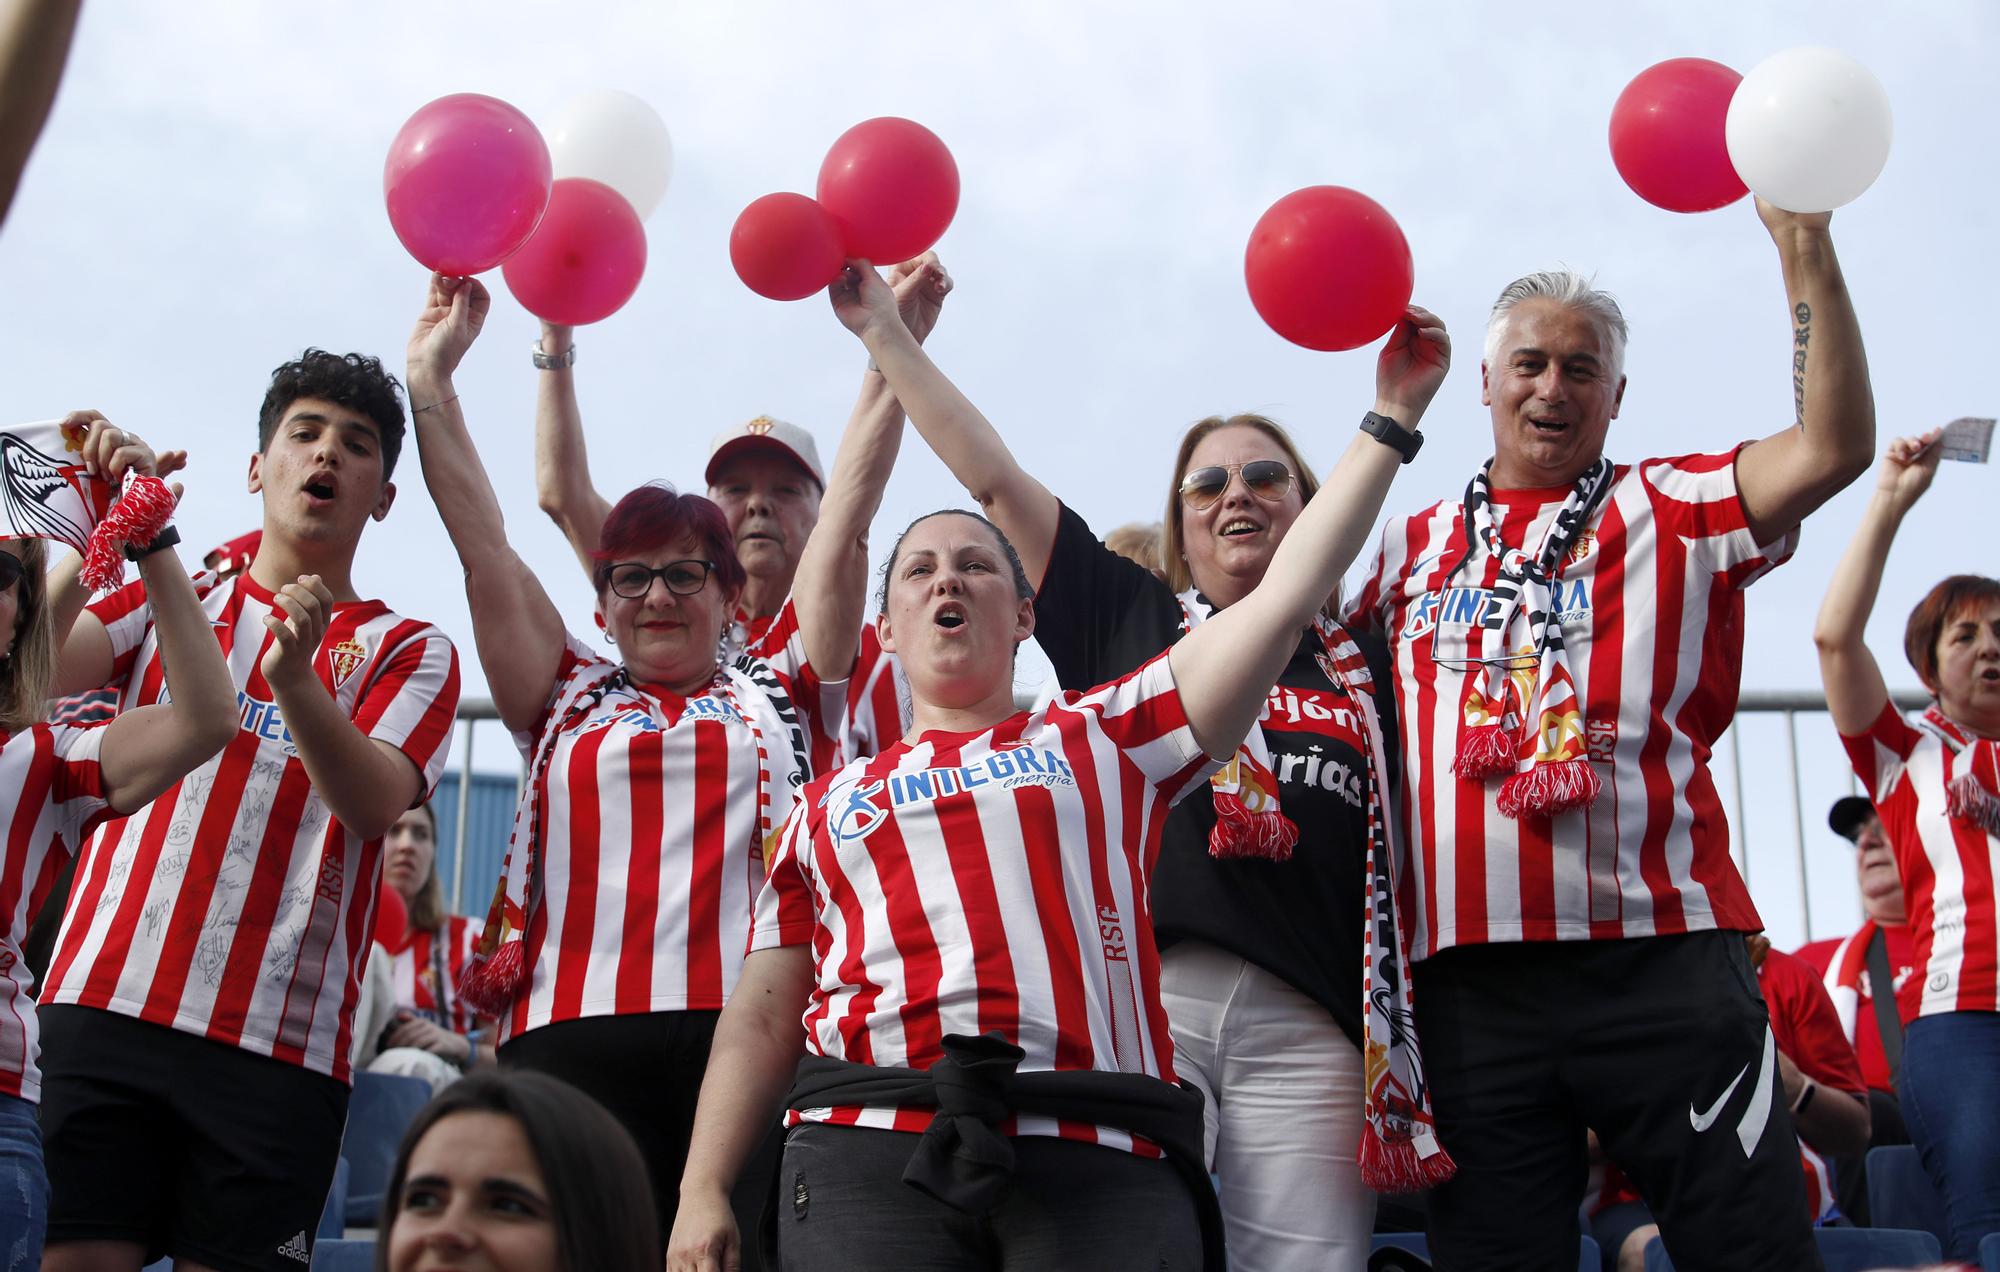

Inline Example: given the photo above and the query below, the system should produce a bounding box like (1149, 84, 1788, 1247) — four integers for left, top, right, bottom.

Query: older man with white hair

(1346, 200, 1876, 1269)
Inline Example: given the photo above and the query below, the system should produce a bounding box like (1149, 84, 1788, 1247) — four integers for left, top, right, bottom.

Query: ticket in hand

(1939, 417, 1994, 464)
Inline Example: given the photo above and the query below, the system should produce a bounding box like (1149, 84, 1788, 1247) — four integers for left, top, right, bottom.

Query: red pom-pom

(1496, 760, 1602, 819)
(1452, 723, 1516, 779)
(457, 940, 528, 1016)
(80, 473, 176, 592)
(1207, 795, 1298, 861)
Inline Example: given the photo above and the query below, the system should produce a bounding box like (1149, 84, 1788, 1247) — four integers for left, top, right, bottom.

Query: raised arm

(0, 0, 81, 228)
(791, 255, 953, 679)
(842, 266, 1062, 588)
(530, 321, 612, 582)
(1171, 309, 1450, 759)
(1735, 200, 1877, 543)
(667, 944, 813, 1272)
(95, 541, 239, 811)
(1813, 430, 1940, 736)
(407, 273, 567, 733)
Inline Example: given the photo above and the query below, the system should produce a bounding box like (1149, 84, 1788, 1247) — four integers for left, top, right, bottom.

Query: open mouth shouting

(301, 472, 339, 508)
(933, 600, 968, 633)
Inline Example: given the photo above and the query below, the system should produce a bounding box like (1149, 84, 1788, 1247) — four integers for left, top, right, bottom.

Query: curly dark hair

(258, 349, 408, 479)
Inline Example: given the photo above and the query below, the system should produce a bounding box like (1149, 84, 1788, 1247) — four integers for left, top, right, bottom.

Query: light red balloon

(502, 178, 648, 326)
(384, 93, 552, 275)
(1244, 186, 1414, 352)
(1609, 58, 1748, 213)
(816, 117, 959, 263)
(731, 193, 846, 302)
(374, 880, 409, 953)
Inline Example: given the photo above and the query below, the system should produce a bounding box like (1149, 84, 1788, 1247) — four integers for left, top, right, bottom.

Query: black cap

(1828, 795, 1877, 842)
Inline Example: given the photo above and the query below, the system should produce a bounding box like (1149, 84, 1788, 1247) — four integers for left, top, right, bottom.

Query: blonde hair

(1103, 522, 1164, 575)
(1160, 415, 1322, 596)
(2, 539, 55, 733)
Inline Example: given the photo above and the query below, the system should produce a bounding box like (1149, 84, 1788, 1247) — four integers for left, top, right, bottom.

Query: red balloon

(816, 117, 959, 263)
(730, 193, 846, 302)
(1244, 186, 1414, 352)
(1609, 58, 1748, 213)
(374, 880, 409, 953)
(502, 178, 648, 326)
(384, 93, 552, 275)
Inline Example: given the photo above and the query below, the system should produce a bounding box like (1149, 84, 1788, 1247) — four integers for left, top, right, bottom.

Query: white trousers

(1160, 941, 1374, 1272)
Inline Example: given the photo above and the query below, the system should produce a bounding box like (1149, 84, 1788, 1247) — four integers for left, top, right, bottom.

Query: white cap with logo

(704, 416, 826, 490)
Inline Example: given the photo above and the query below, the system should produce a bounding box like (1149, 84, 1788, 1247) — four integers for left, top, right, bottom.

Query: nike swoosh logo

(1689, 1062, 1749, 1132)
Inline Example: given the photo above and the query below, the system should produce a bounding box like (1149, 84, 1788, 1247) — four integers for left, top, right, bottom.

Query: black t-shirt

(1033, 503, 1395, 1048)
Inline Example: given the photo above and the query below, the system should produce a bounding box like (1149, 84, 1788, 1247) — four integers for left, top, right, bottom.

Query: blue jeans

(1900, 1011, 2000, 1258)
(0, 1093, 45, 1272)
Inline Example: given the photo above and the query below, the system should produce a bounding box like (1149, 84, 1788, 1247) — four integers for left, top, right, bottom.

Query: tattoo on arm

(1792, 302, 1812, 423)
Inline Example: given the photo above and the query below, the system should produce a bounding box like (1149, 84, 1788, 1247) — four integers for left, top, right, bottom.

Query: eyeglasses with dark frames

(1178, 460, 1296, 512)
(605, 560, 717, 600)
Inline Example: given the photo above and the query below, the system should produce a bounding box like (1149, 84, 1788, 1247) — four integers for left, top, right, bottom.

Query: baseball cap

(203, 529, 262, 576)
(704, 416, 825, 491)
(1828, 795, 1877, 842)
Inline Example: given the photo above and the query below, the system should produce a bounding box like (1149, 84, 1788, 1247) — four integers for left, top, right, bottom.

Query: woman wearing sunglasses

(807, 285, 1452, 1267)
(668, 266, 1447, 1272)
(400, 270, 904, 1262)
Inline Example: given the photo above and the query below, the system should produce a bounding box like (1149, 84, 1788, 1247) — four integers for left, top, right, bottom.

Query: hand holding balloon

(828, 260, 902, 343)
(1374, 305, 1453, 423)
(887, 251, 953, 346)
(407, 273, 492, 385)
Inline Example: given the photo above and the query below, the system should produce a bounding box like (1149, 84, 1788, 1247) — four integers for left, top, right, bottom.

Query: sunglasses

(0, 554, 22, 593)
(1178, 460, 1296, 512)
(605, 560, 716, 600)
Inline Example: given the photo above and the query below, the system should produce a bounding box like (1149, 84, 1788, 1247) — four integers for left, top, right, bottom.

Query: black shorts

(39, 1005, 349, 1272)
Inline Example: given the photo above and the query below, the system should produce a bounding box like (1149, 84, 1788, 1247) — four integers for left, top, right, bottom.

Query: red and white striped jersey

(501, 631, 819, 1041)
(1841, 702, 2000, 1019)
(0, 723, 111, 1101)
(737, 601, 906, 766)
(45, 572, 461, 1082)
(386, 915, 479, 1036)
(1346, 451, 1795, 960)
(752, 652, 1215, 1154)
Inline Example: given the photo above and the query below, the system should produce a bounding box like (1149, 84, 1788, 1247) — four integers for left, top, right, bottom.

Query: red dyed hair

(1904, 574, 2000, 693)
(590, 482, 746, 598)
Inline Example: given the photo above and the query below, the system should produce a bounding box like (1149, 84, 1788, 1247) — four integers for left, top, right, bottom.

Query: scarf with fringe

(1918, 706, 2000, 837)
(1434, 459, 1613, 819)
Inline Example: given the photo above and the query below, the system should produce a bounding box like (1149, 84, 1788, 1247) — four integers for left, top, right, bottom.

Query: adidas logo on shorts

(277, 1230, 311, 1264)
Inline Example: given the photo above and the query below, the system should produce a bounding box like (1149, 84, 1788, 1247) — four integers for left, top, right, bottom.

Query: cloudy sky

(3, 0, 1992, 944)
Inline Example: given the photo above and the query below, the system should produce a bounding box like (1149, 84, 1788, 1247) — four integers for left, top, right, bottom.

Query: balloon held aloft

(502, 179, 648, 326)
(731, 193, 846, 302)
(1245, 186, 1414, 352)
(1726, 47, 1892, 213)
(546, 90, 675, 220)
(816, 117, 959, 263)
(1609, 58, 1748, 213)
(384, 93, 552, 275)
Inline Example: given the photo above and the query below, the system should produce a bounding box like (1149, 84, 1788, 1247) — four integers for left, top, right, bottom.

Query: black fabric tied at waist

(782, 1032, 1226, 1271)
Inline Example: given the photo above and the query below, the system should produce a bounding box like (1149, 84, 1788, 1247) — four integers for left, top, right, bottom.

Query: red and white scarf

(1920, 706, 2000, 837)
(1433, 459, 1613, 819)
(0, 420, 175, 587)
(1821, 919, 1881, 1045)
(1178, 593, 1453, 1188)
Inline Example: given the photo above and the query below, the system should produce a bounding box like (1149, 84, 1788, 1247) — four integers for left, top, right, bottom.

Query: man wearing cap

(1794, 794, 1918, 1224)
(529, 255, 949, 765)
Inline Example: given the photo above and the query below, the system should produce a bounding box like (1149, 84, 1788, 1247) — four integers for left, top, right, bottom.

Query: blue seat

(340, 1070, 433, 1226)
(1643, 1227, 1942, 1272)
(1981, 1230, 2000, 1272)
(320, 1155, 350, 1239)
(1867, 1144, 1950, 1248)
(312, 1237, 375, 1271)
(1371, 1232, 1599, 1271)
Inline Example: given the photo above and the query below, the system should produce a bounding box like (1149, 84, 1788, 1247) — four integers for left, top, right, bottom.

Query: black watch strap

(123, 524, 181, 561)
(1360, 411, 1423, 464)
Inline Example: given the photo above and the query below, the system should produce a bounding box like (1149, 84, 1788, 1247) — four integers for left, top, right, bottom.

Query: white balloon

(1725, 46, 1892, 213)
(545, 90, 674, 220)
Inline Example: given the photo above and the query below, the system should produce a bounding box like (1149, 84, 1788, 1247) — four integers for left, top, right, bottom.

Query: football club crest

(1566, 529, 1596, 566)
(328, 638, 367, 688)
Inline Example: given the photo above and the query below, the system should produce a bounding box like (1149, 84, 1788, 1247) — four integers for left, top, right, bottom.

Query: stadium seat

(320, 1155, 350, 1239)
(1641, 1227, 1942, 1271)
(340, 1069, 433, 1226)
(1866, 1144, 1950, 1248)
(311, 1237, 375, 1271)
(1371, 1232, 1600, 1270)
(1981, 1230, 2000, 1272)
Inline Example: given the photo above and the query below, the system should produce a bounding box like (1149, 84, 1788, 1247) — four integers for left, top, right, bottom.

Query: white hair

(1483, 270, 1629, 381)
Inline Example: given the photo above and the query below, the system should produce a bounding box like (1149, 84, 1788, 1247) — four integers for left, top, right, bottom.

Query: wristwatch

(1360, 411, 1423, 464)
(123, 524, 181, 561)
(531, 340, 576, 371)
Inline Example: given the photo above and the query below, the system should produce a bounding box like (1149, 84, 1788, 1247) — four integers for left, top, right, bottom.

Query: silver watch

(531, 340, 576, 370)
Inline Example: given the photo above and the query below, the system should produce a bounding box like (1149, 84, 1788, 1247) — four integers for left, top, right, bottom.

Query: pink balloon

(502, 179, 647, 326)
(384, 93, 552, 275)
(730, 193, 846, 302)
(1609, 58, 1748, 213)
(816, 118, 959, 263)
